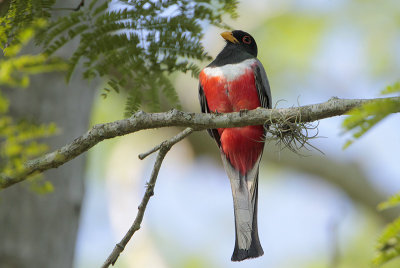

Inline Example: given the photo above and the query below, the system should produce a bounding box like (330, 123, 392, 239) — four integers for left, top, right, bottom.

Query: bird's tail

(220, 151, 264, 261)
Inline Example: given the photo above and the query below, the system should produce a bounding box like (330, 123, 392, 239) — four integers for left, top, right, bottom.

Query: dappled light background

(75, 1, 400, 267)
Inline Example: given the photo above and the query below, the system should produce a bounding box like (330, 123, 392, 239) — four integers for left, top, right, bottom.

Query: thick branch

(1, 96, 399, 189)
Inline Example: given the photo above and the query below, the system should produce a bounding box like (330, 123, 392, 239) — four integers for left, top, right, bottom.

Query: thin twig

(138, 141, 164, 160)
(101, 128, 193, 268)
(138, 128, 194, 160)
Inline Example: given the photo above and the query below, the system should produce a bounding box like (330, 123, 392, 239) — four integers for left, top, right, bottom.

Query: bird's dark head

(221, 30, 258, 57)
(208, 30, 258, 67)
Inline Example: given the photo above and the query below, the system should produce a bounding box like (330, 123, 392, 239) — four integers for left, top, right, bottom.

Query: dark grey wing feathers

(198, 82, 208, 114)
(254, 59, 272, 109)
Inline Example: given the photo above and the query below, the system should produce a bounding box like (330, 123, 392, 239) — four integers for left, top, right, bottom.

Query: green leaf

(0, 21, 59, 186)
(29, 176, 54, 194)
(342, 140, 353, 150)
(373, 217, 400, 265)
(378, 193, 400, 211)
(342, 81, 400, 148)
(382, 81, 400, 95)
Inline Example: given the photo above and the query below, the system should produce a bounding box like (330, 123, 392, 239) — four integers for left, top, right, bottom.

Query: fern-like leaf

(342, 81, 400, 148)
(373, 217, 400, 266)
(379, 193, 400, 211)
(2, 0, 239, 114)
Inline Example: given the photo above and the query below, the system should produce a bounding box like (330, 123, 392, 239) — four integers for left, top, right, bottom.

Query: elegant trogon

(198, 30, 271, 261)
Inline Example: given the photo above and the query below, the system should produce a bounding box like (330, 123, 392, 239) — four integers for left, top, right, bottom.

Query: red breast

(199, 59, 264, 175)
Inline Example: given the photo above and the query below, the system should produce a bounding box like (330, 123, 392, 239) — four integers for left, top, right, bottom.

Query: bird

(198, 30, 271, 261)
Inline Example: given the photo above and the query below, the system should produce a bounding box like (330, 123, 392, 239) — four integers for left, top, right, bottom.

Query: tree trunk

(0, 2, 97, 265)
(0, 70, 96, 268)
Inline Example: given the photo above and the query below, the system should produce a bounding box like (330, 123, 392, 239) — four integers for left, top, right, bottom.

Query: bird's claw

(239, 109, 249, 116)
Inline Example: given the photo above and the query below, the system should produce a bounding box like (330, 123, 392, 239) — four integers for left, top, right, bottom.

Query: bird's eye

(242, 36, 251, 44)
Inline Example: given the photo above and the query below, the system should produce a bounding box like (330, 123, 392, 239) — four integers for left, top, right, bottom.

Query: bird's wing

(253, 59, 272, 109)
(198, 82, 221, 146)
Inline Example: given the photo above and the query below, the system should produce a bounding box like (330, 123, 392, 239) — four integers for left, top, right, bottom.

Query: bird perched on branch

(198, 30, 271, 261)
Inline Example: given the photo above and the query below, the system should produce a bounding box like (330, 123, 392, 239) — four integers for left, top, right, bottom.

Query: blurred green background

(74, 0, 400, 267)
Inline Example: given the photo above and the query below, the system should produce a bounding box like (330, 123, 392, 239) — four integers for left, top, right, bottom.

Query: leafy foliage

(342, 81, 400, 149)
(341, 81, 400, 266)
(0, 19, 65, 191)
(374, 215, 400, 265)
(0, 0, 55, 50)
(378, 193, 400, 211)
(382, 82, 400, 95)
(373, 180, 400, 265)
(1, 0, 239, 115)
(1, 19, 67, 86)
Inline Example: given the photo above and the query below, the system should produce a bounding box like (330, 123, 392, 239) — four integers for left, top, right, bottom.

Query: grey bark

(0, 2, 97, 267)
(0, 75, 95, 268)
(0, 71, 96, 268)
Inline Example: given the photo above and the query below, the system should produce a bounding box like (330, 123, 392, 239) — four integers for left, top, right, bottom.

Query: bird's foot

(239, 109, 249, 116)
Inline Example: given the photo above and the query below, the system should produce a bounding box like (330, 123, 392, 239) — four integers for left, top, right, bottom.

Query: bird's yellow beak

(221, 31, 239, 44)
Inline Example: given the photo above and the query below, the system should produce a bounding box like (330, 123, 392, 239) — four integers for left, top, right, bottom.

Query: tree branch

(1, 96, 399, 189)
(101, 127, 193, 268)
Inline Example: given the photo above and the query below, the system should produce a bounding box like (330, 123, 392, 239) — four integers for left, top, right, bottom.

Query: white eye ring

(242, 36, 251, 44)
